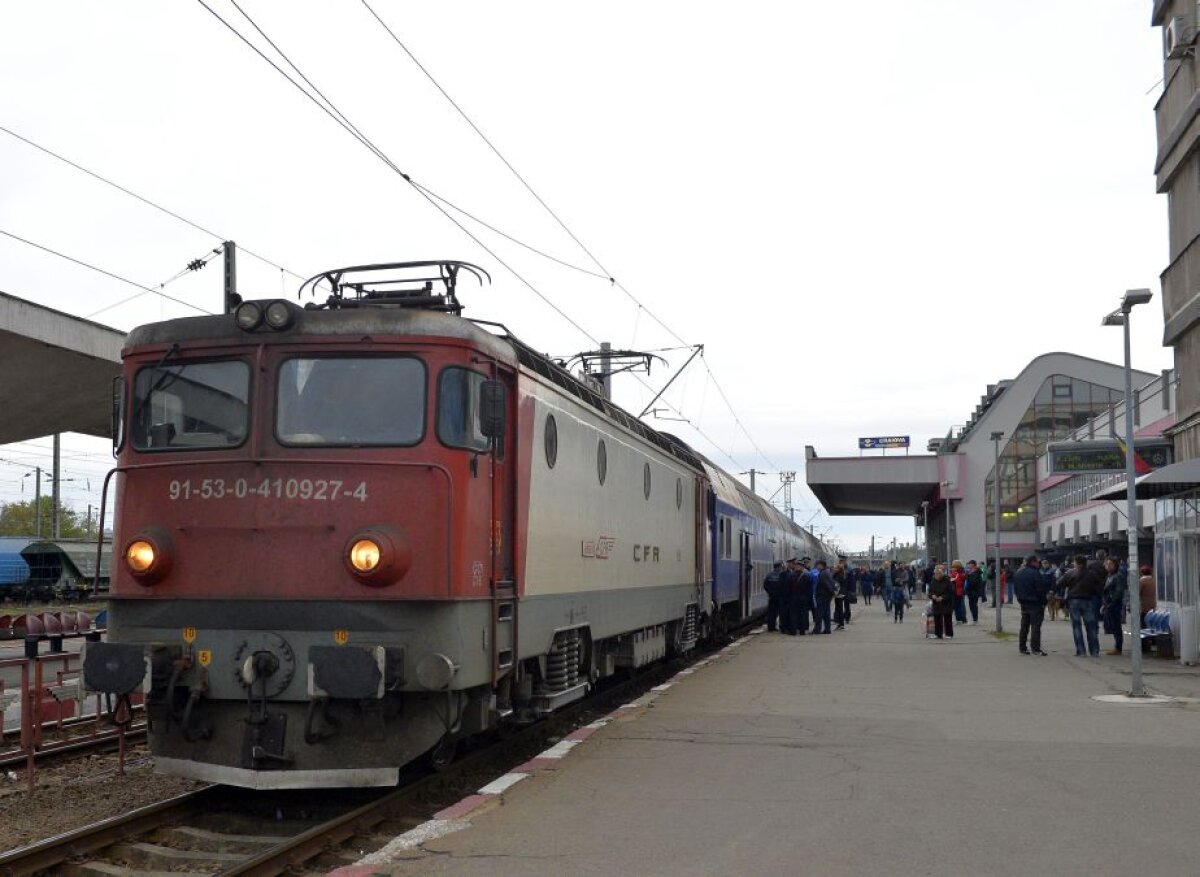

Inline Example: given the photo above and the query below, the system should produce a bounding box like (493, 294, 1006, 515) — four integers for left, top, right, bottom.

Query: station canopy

(0, 291, 124, 443)
(806, 454, 941, 516)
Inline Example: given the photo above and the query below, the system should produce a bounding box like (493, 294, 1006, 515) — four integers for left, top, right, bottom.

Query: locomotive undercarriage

(85, 590, 700, 789)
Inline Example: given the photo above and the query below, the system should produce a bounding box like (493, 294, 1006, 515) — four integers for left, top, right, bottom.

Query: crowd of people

(763, 551, 1157, 658)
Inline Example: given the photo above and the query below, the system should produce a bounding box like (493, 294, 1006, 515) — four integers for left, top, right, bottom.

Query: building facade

(1152, 1, 1200, 460)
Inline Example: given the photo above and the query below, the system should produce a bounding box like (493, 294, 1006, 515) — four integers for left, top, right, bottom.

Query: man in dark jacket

(764, 562, 784, 632)
(786, 558, 812, 636)
(1012, 555, 1048, 655)
(1065, 554, 1103, 656)
(813, 560, 836, 634)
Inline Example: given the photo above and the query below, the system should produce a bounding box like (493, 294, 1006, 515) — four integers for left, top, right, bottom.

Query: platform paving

(349, 602, 1200, 876)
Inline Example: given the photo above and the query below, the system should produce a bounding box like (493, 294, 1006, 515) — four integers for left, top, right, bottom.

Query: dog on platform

(1046, 591, 1062, 621)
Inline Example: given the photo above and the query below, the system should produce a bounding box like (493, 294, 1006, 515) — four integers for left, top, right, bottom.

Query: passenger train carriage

(84, 261, 828, 789)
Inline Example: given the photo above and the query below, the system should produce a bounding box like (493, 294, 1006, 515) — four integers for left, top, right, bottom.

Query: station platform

(338, 604, 1200, 876)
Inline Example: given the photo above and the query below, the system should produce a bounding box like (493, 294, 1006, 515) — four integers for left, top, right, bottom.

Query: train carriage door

(740, 530, 752, 619)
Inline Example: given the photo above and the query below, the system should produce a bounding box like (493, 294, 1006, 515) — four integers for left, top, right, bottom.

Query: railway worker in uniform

(813, 559, 836, 634)
(764, 562, 785, 632)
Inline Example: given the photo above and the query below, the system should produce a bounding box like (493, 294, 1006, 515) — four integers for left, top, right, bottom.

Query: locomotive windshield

(276, 356, 425, 446)
(131, 360, 250, 450)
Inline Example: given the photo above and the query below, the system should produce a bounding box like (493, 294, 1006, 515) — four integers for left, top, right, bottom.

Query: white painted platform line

(584, 719, 611, 730)
(650, 683, 673, 692)
(539, 739, 582, 759)
(478, 773, 528, 795)
(676, 668, 694, 676)
(618, 702, 641, 709)
(355, 818, 470, 864)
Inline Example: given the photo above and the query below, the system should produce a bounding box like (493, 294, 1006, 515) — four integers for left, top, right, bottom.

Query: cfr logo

(633, 544, 660, 563)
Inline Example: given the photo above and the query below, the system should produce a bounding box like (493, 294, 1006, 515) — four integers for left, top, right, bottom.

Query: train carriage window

(597, 439, 607, 485)
(437, 367, 489, 451)
(544, 414, 558, 468)
(131, 360, 250, 451)
(276, 357, 425, 446)
(643, 462, 651, 500)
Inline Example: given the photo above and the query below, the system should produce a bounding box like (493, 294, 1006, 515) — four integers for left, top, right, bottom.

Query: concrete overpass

(0, 292, 124, 444)
(805, 447, 946, 517)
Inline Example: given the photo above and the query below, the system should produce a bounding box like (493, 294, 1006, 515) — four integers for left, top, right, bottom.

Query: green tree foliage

(0, 498, 90, 538)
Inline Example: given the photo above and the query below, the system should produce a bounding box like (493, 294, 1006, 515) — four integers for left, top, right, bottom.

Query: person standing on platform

(928, 564, 955, 639)
(813, 559, 835, 634)
(834, 556, 855, 629)
(779, 559, 798, 635)
(985, 559, 997, 607)
(790, 558, 813, 636)
(882, 562, 895, 612)
(1013, 554, 1048, 655)
(861, 565, 875, 606)
(922, 562, 934, 596)
(1100, 557, 1127, 656)
(965, 560, 985, 625)
(1065, 554, 1102, 657)
(1139, 565, 1156, 628)
(892, 576, 910, 622)
(949, 560, 968, 624)
(764, 561, 784, 632)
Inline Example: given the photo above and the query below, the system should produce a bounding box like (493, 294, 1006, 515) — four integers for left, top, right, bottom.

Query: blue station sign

(859, 436, 910, 450)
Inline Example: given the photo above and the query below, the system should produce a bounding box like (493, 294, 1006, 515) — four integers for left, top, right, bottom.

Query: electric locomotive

(84, 261, 723, 788)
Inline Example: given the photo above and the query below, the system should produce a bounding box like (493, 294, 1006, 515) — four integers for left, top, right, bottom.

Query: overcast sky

(0, 1, 1173, 550)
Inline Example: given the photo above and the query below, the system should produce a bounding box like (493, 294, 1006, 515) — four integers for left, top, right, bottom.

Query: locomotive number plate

(168, 477, 369, 502)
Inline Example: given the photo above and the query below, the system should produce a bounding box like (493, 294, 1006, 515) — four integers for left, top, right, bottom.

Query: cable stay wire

(0, 228, 214, 317)
(0, 123, 314, 288)
(358, 2, 782, 472)
(196, 0, 598, 345)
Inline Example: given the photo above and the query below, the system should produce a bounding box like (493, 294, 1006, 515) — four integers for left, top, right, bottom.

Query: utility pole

(34, 466, 42, 538)
(743, 469, 758, 493)
(599, 342, 612, 401)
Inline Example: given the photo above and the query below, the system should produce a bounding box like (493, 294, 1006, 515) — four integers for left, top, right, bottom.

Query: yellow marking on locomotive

(182, 626, 197, 644)
(197, 649, 212, 667)
(334, 629, 349, 645)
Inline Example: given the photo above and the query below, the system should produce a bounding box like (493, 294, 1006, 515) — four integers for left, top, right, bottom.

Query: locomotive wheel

(427, 733, 459, 772)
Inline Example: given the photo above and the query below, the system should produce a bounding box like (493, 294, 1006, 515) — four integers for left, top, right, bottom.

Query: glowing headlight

(264, 300, 295, 330)
(234, 301, 263, 331)
(125, 540, 156, 573)
(349, 539, 382, 572)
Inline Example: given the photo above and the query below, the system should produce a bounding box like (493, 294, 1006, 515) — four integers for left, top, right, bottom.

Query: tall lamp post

(940, 481, 951, 563)
(1102, 288, 1152, 698)
(990, 431, 1004, 633)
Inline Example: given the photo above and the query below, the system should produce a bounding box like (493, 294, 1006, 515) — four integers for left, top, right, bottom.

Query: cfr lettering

(633, 545, 660, 563)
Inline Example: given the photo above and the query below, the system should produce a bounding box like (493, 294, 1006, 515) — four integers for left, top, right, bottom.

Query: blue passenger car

(0, 537, 33, 593)
(699, 461, 829, 634)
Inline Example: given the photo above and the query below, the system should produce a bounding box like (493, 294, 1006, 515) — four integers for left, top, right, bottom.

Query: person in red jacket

(949, 560, 968, 624)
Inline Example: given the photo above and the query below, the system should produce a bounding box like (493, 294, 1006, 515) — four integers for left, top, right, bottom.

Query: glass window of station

(985, 375, 1123, 533)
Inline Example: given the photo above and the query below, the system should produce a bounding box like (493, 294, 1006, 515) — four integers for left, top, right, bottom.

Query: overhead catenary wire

(0, 228, 213, 316)
(359, 3, 778, 473)
(196, 0, 599, 346)
(0, 123, 313, 287)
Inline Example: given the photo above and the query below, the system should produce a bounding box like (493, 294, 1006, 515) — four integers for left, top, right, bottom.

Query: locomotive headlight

(234, 301, 264, 331)
(126, 540, 156, 573)
(349, 539, 382, 572)
(264, 300, 295, 330)
(344, 526, 412, 586)
(123, 527, 174, 585)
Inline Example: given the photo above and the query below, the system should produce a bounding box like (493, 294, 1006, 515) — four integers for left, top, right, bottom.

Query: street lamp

(990, 431, 1004, 632)
(1102, 287, 1152, 698)
(940, 481, 951, 564)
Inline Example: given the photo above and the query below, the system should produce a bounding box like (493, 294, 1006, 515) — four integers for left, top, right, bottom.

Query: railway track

(0, 632, 735, 876)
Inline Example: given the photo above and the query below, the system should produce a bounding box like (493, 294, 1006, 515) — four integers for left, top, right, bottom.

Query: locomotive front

(85, 262, 518, 788)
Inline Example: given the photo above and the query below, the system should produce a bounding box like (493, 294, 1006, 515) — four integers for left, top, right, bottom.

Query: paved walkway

(346, 600, 1200, 876)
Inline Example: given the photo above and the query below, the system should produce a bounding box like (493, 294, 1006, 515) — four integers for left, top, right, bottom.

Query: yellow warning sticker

(197, 649, 212, 667)
(183, 627, 197, 644)
(334, 629, 349, 645)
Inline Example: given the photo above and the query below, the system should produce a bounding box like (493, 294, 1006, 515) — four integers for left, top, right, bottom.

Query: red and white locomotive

(85, 261, 822, 788)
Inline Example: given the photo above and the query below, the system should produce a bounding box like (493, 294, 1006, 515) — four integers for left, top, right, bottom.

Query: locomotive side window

(544, 414, 558, 468)
(437, 367, 489, 451)
(597, 439, 607, 485)
(643, 462, 652, 500)
(131, 360, 250, 451)
(276, 357, 425, 446)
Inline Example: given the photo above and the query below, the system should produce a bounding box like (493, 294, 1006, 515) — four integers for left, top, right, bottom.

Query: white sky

(0, 1, 1174, 549)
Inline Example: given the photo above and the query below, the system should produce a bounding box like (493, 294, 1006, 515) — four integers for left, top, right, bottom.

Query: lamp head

(989, 431, 1004, 441)
(1101, 311, 1125, 327)
(1121, 288, 1153, 310)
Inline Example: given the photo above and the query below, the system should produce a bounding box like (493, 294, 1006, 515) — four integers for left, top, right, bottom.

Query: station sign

(1047, 440, 1173, 474)
(859, 436, 910, 449)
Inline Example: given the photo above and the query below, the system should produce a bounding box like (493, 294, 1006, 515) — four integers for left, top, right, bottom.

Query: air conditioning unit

(1166, 16, 1194, 59)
